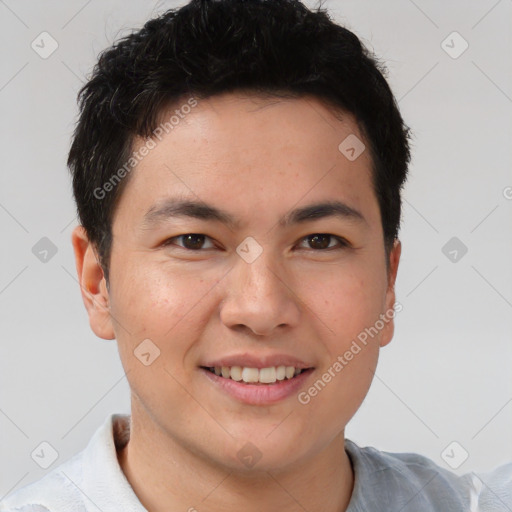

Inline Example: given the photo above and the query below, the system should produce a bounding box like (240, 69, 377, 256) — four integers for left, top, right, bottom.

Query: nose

(219, 250, 301, 337)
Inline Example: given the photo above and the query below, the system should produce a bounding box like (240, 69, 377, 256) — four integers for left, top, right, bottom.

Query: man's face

(76, 93, 400, 471)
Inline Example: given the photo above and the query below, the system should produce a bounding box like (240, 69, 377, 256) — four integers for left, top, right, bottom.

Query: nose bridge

(234, 234, 281, 292)
(220, 241, 300, 335)
(241, 247, 281, 297)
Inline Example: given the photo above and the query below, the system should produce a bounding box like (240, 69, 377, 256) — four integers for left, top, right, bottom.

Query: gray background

(1, 0, 511, 498)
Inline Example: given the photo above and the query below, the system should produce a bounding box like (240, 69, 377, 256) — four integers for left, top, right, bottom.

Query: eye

(163, 233, 216, 251)
(296, 233, 349, 251)
(162, 233, 350, 252)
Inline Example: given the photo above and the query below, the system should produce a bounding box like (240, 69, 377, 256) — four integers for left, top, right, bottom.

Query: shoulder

(345, 439, 512, 511)
(0, 450, 87, 512)
(0, 413, 125, 512)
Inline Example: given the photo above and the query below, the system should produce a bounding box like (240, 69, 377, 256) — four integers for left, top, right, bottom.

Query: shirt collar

(80, 413, 146, 512)
(79, 414, 423, 512)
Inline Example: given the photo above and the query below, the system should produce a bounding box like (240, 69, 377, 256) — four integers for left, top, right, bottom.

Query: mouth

(201, 365, 311, 385)
(199, 364, 315, 405)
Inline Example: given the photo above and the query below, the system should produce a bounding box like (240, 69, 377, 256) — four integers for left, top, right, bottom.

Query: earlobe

(380, 239, 402, 348)
(71, 226, 115, 340)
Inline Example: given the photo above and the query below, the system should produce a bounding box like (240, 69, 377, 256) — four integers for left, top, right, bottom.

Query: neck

(117, 401, 354, 512)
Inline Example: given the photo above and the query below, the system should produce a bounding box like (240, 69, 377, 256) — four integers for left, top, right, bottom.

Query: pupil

(184, 234, 204, 250)
(310, 234, 330, 249)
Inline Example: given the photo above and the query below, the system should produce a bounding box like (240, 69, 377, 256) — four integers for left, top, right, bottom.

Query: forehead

(162, 92, 366, 159)
(113, 93, 379, 230)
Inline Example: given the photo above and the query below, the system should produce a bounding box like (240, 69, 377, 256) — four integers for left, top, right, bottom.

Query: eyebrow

(142, 198, 366, 230)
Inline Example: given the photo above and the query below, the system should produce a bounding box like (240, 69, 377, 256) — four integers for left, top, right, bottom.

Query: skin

(72, 92, 401, 512)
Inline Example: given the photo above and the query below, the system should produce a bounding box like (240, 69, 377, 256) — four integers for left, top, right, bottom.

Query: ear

(380, 239, 401, 348)
(71, 226, 115, 340)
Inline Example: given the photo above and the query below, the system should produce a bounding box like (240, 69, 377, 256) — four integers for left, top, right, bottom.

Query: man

(1, 0, 511, 510)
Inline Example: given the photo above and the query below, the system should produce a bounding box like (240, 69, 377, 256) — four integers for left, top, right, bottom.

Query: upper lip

(201, 353, 314, 370)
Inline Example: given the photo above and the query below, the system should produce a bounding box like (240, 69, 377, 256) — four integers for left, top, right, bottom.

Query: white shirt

(1, 413, 511, 511)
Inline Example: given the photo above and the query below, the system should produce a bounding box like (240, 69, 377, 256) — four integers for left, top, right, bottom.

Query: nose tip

(219, 259, 301, 336)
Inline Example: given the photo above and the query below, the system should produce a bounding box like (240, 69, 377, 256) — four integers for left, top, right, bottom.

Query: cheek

(108, 261, 222, 404)
(305, 265, 387, 350)
(297, 270, 384, 427)
(109, 258, 220, 351)
(296, 259, 387, 421)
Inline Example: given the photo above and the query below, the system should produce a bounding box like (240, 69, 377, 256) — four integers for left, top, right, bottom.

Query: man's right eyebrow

(142, 199, 240, 230)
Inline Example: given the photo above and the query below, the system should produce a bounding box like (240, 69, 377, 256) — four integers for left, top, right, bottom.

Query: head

(70, 0, 410, 473)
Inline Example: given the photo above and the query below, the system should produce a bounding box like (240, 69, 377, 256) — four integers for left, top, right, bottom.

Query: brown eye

(298, 234, 348, 250)
(164, 234, 215, 250)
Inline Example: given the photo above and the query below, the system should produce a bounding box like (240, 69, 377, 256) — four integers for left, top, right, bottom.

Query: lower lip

(200, 367, 314, 405)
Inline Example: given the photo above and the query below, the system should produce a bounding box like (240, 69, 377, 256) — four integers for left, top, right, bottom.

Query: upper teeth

(211, 366, 303, 383)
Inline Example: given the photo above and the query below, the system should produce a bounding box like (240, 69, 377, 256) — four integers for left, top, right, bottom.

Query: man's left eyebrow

(141, 198, 366, 230)
(280, 200, 366, 227)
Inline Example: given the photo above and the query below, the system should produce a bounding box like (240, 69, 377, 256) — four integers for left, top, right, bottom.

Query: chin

(210, 430, 312, 474)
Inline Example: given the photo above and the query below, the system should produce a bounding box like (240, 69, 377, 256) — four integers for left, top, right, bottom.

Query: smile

(200, 365, 315, 405)
(203, 365, 307, 384)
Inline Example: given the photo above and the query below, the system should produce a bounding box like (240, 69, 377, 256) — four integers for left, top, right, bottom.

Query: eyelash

(162, 233, 350, 252)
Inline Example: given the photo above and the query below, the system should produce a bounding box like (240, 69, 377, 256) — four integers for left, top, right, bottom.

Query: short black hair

(68, 0, 411, 283)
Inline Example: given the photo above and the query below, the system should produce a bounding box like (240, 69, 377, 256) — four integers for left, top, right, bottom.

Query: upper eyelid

(165, 234, 217, 249)
(165, 233, 349, 249)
